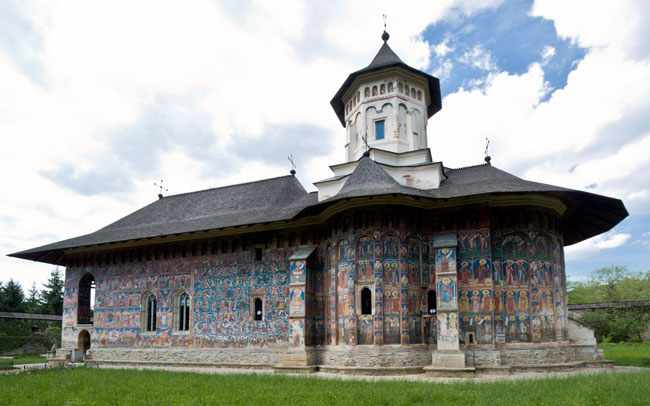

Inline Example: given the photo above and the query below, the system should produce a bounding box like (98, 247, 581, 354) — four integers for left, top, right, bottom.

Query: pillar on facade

(427, 232, 467, 370)
(275, 246, 317, 373)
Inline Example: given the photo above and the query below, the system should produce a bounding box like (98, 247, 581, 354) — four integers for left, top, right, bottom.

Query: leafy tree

(40, 269, 64, 315)
(568, 266, 650, 304)
(0, 279, 25, 312)
(24, 283, 43, 313)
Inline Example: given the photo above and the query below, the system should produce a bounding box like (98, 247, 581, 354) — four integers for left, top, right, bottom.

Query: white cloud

(0, 0, 505, 290)
(434, 38, 454, 57)
(565, 233, 632, 260)
(541, 45, 556, 65)
(458, 45, 497, 71)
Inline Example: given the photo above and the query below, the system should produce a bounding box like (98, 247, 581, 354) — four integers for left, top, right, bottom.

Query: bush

(581, 308, 650, 342)
(0, 336, 56, 355)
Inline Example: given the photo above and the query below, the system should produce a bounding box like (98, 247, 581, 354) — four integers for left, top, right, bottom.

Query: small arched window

(254, 297, 263, 321)
(145, 294, 157, 332)
(380, 84, 385, 94)
(372, 86, 378, 96)
(411, 88, 417, 98)
(387, 82, 394, 93)
(178, 292, 190, 331)
(356, 91, 360, 104)
(405, 85, 410, 95)
(364, 87, 370, 97)
(417, 90, 422, 100)
(361, 287, 372, 315)
(427, 290, 436, 315)
(398, 82, 403, 93)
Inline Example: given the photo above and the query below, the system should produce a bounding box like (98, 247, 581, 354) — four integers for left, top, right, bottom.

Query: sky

(1, 0, 649, 291)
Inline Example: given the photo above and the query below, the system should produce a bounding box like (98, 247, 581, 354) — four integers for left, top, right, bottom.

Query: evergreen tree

(41, 269, 64, 315)
(25, 282, 43, 313)
(0, 279, 25, 312)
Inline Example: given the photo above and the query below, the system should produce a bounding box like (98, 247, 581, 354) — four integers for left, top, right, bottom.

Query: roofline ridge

(161, 174, 297, 200)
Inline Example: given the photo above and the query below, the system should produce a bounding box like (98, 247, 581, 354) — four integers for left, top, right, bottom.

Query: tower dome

(331, 31, 442, 162)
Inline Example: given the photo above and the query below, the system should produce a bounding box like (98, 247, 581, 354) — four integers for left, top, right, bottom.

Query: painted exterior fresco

(59, 205, 574, 368)
(63, 248, 292, 350)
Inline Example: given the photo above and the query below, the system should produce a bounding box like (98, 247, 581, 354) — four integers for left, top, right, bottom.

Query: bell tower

(331, 31, 442, 162)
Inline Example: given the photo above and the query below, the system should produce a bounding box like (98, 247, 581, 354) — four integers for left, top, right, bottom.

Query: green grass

(1, 368, 650, 405)
(11, 354, 47, 365)
(600, 342, 650, 367)
(0, 357, 13, 370)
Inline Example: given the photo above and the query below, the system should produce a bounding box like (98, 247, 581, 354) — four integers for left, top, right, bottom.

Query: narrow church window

(427, 290, 436, 315)
(361, 287, 372, 315)
(417, 90, 422, 100)
(178, 292, 190, 331)
(77, 273, 95, 325)
(411, 88, 416, 98)
(405, 84, 410, 95)
(380, 84, 385, 94)
(145, 294, 157, 332)
(387, 82, 393, 93)
(372, 86, 378, 96)
(364, 87, 370, 97)
(398, 82, 403, 93)
(254, 297, 263, 321)
(255, 247, 263, 262)
(375, 120, 385, 140)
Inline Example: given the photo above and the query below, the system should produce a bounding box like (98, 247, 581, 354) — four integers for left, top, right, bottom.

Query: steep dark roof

(366, 42, 404, 69)
(10, 175, 316, 263)
(9, 159, 627, 265)
(330, 37, 442, 127)
(324, 156, 432, 201)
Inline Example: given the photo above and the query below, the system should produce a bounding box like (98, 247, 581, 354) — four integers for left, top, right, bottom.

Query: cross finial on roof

(361, 133, 370, 156)
(154, 179, 168, 199)
(288, 154, 297, 175)
(381, 14, 389, 42)
(484, 137, 492, 165)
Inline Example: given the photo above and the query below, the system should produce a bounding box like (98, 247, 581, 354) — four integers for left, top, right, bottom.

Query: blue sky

(416, 0, 650, 281)
(0, 0, 649, 289)
(424, 0, 586, 97)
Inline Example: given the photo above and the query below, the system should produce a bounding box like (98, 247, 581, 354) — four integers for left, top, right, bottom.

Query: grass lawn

(11, 354, 48, 365)
(600, 342, 650, 367)
(1, 368, 650, 405)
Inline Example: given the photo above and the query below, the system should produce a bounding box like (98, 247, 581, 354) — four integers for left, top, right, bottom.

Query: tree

(24, 282, 43, 313)
(0, 279, 25, 312)
(568, 266, 650, 304)
(40, 269, 64, 315)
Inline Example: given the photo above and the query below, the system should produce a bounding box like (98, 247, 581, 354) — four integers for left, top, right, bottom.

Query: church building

(10, 31, 628, 375)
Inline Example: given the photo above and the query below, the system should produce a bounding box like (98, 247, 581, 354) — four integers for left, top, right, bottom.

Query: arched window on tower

(427, 290, 437, 315)
(145, 294, 157, 332)
(411, 88, 416, 98)
(405, 84, 410, 95)
(387, 82, 393, 93)
(398, 82, 403, 93)
(417, 90, 422, 100)
(372, 86, 378, 96)
(364, 87, 370, 97)
(77, 273, 95, 325)
(380, 84, 385, 94)
(178, 292, 190, 331)
(361, 287, 372, 315)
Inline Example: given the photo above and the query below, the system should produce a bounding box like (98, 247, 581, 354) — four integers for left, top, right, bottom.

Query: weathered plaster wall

(63, 247, 293, 361)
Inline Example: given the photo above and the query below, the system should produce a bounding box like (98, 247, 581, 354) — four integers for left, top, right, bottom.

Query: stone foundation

(314, 344, 432, 368)
(88, 346, 287, 367)
(465, 342, 602, 368)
